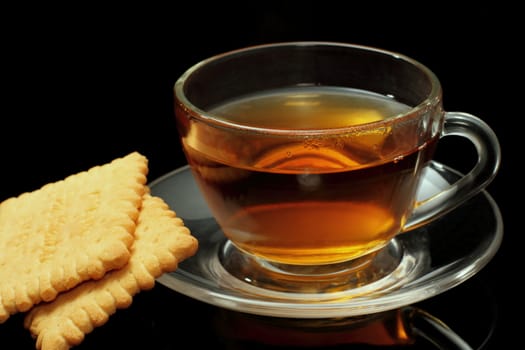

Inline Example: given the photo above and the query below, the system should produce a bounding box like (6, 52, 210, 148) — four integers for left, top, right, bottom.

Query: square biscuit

(0, 152, 148, 323)
(24, 193, 198, 350)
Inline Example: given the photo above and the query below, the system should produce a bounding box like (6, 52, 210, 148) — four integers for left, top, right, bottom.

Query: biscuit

(24, 193, 198, 350)
(0, 152, 148, 323)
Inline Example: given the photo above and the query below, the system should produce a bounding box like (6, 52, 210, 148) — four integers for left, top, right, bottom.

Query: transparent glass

(172, 42, 501, 294)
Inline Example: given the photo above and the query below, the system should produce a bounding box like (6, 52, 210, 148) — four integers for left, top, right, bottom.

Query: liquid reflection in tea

(180, 87, 437, 265)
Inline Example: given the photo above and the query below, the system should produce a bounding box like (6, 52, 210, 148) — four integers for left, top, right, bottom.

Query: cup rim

(174, 41, 443, 136)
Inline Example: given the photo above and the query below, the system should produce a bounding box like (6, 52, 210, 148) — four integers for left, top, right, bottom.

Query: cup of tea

(173, 42, 500, 291)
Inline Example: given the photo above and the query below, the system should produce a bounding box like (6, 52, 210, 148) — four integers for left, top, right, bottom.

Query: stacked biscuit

(0, 152, 198, 350)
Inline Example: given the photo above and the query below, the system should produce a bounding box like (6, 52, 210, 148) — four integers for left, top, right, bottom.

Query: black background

(1, 3, 520, 349)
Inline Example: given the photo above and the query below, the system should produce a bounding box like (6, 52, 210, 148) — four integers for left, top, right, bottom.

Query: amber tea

(180, 86, 437, 265)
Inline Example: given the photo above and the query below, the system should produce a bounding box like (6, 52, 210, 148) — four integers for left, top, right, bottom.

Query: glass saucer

(149, 161, 503, 318)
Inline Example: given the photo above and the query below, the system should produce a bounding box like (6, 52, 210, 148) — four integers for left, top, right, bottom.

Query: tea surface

(211, 86, 410, 129)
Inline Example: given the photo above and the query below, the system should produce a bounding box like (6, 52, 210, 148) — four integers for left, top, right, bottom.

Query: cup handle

(403, 112, 501, 232)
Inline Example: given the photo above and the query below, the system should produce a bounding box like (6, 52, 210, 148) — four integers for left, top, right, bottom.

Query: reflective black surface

(1, 3, 519, 348)
(0, 270, 501, 349)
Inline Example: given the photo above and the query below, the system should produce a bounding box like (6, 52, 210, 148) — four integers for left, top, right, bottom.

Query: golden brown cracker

(0, 152, 148, 323)
(24, 193, 198, 350)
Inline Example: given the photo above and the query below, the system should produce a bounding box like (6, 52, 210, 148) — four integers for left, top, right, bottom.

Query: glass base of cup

(217, 237, 426, 296)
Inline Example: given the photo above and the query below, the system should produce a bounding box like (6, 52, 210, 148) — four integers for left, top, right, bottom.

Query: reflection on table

(0, 272, 498, 349)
